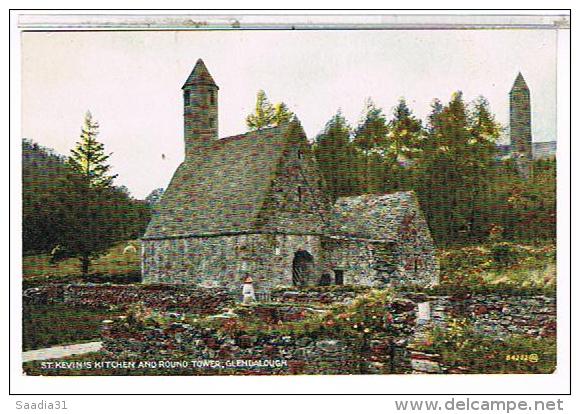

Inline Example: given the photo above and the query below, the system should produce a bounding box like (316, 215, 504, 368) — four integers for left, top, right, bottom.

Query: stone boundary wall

(23, 284, 236, 315)
(270, 288, 363, 305)
(101, 321, 412, 375)
(423, 294, 556, 338)
(271, 289, 556, 339)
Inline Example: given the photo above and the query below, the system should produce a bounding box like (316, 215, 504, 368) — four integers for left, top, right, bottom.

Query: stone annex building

(142, 59, 439, 293)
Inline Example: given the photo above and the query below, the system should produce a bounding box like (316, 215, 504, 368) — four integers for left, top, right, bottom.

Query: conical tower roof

(510, 72, 529, 92)
(182, 59, 219, 89)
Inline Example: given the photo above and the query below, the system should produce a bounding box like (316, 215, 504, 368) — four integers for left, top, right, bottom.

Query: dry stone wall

(425, 294, 556, 338)
(23, 284, 235, 315)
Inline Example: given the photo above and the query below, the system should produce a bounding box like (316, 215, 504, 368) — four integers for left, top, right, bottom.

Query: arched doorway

(292, 250, 314, 286)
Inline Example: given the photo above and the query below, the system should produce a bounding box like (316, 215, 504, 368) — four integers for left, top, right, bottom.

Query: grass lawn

(22, 240, 140, 281)
(22, 303, 118, 351)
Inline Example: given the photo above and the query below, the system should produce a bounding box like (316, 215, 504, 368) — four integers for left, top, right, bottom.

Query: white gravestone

(417, 301, 431, 325)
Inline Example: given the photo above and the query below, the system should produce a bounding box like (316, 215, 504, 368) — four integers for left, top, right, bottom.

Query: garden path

(22, 341, 102, 362)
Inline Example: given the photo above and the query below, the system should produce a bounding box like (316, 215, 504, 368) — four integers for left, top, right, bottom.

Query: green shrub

(23, 270, 142, 289)
(411, 319, 556, 374)
(490, 242, 517, 266)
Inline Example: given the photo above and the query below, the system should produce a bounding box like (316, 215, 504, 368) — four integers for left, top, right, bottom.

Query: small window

(210, 90, 216, 105)
(209, 117, 216, 129)
(297, 149, 302, 159)
(334, 270, 344, 285)
(298, 186, 303, 202)
(184, 90, 190, 106)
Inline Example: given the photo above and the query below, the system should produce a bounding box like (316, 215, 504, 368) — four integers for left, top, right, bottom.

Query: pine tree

(68, 111, 118, 188)
(273, 102, 294, 126)
(353, 99, 389, 154)
(414, 93, 472, 243)
(61, 112, 123, 275)
(466, 96, 503, 240)
(353, 99, 389, 193)
(385, 98, 423, 191)
(387, 98, 423, 162)
(246, 90, 276, 130)
(246, 90, 294, 130)
(314, 111, 360, 201)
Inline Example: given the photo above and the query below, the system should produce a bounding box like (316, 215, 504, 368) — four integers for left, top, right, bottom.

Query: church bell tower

(182, 59, 219, 160)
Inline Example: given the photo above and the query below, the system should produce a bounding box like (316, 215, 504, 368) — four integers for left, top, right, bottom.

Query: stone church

(142, 59, 439, 293)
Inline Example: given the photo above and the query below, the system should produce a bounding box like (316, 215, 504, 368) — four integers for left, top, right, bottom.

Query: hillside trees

(385, 99, 423, 191)
(314, 93, 554, 246)
(414, 92, 504, 244)
(22, 139, 72, 254)
(22, 112, 151, 274)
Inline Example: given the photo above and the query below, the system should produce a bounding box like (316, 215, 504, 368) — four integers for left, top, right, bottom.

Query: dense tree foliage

(313, 94, 556, 246)
(22, 123, 151, 273)
(352, 99, 389, 194)
(246, 90, 294, 130)
(24, 90, 556, 262)
(22, 139, 72, 254)
(313, 111, 361, 201)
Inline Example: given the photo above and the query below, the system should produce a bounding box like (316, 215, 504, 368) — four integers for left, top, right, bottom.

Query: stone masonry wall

(321, 238, 379, 286)
(258, 134, 329, 235)
(394, 209, 439, 287)
(101, 322, 408, 375)
(425, 294, 556, 338)
(142, 233, 324, 291)
(23, 284, 235, 315)
(322, 236, 438, 288)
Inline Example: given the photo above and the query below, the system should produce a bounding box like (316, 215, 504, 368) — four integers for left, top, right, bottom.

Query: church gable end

(257, 122, 330, 234)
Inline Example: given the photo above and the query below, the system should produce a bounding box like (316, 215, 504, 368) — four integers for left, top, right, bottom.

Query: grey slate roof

(329, 191, 420, 242)
(144, 124, 294, 239)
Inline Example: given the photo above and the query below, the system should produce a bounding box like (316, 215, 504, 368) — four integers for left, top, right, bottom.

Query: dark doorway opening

(334, 269, 344, 285)
(292, 250, 314, 286)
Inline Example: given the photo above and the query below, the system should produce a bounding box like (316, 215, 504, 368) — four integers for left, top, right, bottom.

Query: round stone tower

(182, 59, 219, 160)
(509, 72, 532, 176)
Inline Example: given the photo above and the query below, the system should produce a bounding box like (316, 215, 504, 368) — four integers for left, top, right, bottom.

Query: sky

(21, 29, 557, 199)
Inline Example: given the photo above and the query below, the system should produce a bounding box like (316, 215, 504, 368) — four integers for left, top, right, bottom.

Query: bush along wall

(408, 319, 557, 374)
(100, 290, 417, 375)
(23, 284, 236, 315)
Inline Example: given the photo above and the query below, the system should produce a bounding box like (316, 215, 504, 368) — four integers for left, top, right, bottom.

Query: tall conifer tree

(353, 99, 389, 193)
(68, 111, 118, 188)
(314, 111, 359, 201)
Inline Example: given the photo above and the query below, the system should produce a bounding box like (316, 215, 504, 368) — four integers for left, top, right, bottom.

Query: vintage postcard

(15, 13, 569, 386)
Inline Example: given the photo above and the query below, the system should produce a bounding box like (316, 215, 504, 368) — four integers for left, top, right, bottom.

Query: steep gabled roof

(144, 123, 299, 239)
(328, 191, 422, 242)
(182, 59, 219, 89)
